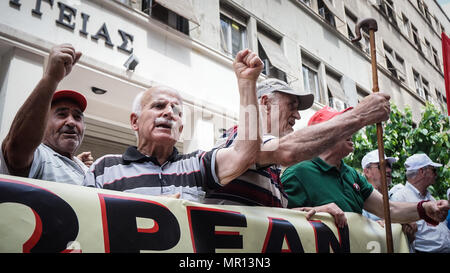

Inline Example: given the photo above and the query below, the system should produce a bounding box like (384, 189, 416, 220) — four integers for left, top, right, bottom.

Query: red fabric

(307, 106, 353, 126)
(441, 32, 450, 116)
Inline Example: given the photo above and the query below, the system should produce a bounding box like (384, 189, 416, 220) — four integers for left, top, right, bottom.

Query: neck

(138, 142, 173, 165)
(408, 179, 428, 196)
(319, 151, 342, 169)
(43, 142, 73, 159)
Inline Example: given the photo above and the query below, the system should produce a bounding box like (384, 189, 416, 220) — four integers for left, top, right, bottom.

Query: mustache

(59, 125, 79, 135)
(155, 117, 175, 128)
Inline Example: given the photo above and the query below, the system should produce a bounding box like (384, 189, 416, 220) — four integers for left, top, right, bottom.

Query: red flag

(441, 32, 450, 116)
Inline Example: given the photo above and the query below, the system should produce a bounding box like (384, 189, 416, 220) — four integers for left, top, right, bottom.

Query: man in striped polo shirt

(204, 78, 392, 208)
(83, 49, 264, 202)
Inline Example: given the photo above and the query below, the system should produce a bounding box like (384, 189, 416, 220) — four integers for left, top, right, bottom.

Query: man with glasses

(361, 150, 417, 249)
(390, 153, 450, 252)
(282, 109, 450, 231)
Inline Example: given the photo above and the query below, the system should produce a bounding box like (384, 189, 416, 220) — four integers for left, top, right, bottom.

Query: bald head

(132, 85, 183, 117)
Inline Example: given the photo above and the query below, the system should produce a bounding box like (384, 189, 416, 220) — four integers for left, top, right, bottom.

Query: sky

(438, 0, 450, 17)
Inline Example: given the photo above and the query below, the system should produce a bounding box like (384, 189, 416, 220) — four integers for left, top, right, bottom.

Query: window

(411, 24, 422, 52)
(413, 70, 424, 98)
(424, 39, 432, 59)
(402, 14, 411, 39)
(413, 70, 430, 100)
(326, 69, 348, 111)
(380, 0, 397, 26)
(422, 78, 430, 101)
(142, 1, 189, 35)
(345, 8, 358, 41)
(220, 14, 247, 57)
(302, 54, 322, 104)
(432, 47, 441, 70)
(318, 0, 336, 28)
(257, 30, 287, 81)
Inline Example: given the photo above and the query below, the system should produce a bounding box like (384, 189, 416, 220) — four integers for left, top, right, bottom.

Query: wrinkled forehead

(142, 86, 183, 106)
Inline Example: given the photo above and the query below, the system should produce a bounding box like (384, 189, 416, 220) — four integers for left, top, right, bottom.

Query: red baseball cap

(52, 90, 87, 112)
(308, 106, 353, 126)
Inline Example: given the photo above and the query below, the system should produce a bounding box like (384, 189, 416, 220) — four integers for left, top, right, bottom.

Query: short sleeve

(0, 145, 10, 175)
(281, 167, 308, 208)
(357, 172, 374, 201)
(28, 145, 44, 179)
(199, 148, 221, 190)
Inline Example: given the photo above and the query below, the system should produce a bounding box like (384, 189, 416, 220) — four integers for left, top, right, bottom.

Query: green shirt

(281, 157, 373, 213)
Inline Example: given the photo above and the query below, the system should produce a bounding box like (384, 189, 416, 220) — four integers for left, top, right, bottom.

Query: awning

(326, 74, 347, 102)
(154, 0, 200, 26)
(385, 53, 405, 77)
(322, 0, 344, 24)
(257, 33, 294, 77)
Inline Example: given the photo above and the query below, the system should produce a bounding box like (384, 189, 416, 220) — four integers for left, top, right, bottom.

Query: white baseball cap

(361, 149, 398, 169)
(256, 78, 314, 110)
(404, 153, 442, 171)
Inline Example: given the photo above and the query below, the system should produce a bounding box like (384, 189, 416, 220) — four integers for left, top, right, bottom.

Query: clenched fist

(233, 49, 264, 81)
(44, 44, 82, 83)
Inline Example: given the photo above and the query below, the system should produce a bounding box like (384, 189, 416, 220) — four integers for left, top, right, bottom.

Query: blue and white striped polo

(83, 146, 221, 203)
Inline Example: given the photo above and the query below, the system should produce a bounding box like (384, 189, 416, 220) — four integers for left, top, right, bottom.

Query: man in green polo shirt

(281, 106, 450, 229)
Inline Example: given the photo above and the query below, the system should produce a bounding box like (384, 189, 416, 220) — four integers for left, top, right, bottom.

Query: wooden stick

(353, 18, 394, 253)
(369, 29, 394, 254)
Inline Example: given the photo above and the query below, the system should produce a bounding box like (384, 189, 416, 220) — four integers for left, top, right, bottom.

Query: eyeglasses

(368, 162, 392, 169)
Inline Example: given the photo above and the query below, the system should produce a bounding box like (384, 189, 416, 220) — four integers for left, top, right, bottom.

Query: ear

(130, 113, 139, 132)
(260, 95, 271, 112)
(179, 124, 184, 134)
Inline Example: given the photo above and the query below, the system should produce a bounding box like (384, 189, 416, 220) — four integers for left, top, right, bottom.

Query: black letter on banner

(32, 0, 53, 17)
(187, 206, 246, 253)
(262, 217, 304, 253)
(308, 220, 350, 253)
(91, 23, 114, 47)
(99, 194, 180, 252)
(0, 179, 79, 252)
(55, 2, 77, 30)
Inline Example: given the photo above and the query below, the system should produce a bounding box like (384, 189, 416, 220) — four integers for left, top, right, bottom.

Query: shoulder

(89, 154, 124, 174)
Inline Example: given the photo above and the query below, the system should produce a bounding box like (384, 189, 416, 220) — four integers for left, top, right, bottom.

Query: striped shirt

(204, 126, 288, 208)
(83, 146, 221, 203)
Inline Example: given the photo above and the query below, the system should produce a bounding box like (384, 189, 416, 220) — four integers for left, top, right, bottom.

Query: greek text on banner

(0, 174, 409, 253)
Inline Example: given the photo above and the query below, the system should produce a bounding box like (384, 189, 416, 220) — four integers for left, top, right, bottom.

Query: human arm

(257, 93, 391, 166)
(1, 44, 81, 176)
(214, 49, 263, 185)
(363, 190, 450, 224)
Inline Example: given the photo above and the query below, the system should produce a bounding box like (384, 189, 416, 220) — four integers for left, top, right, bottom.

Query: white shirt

(390, 182, 450, 253)
(29, 144, 88, 185)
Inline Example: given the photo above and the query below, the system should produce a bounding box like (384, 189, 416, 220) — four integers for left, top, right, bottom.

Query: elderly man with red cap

(281, 106, 450, 229)
(1, 44, 91, 185)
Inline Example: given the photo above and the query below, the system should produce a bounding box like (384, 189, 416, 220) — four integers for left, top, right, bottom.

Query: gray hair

(132, 91, 144, 117)
(406, 169, 419, 180)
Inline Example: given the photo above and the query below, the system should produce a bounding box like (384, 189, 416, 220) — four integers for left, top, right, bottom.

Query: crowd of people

(0, 44, 449, 253)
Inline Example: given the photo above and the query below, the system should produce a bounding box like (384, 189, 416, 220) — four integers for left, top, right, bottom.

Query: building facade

(0, 0, 448, 159)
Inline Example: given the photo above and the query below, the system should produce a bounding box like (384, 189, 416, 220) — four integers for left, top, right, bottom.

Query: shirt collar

(122, 146, 179, 165)
(312, 157, 347, 172)
(405, 182, 430, 199)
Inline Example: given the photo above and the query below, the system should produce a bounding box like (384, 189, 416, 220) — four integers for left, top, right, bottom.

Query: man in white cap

(361, 150, 417, 248)
(390, 153, 450, 253)
(1, 44, 90, 185)
(361, 149, 397, 220)
(205, 77, 392, 207)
